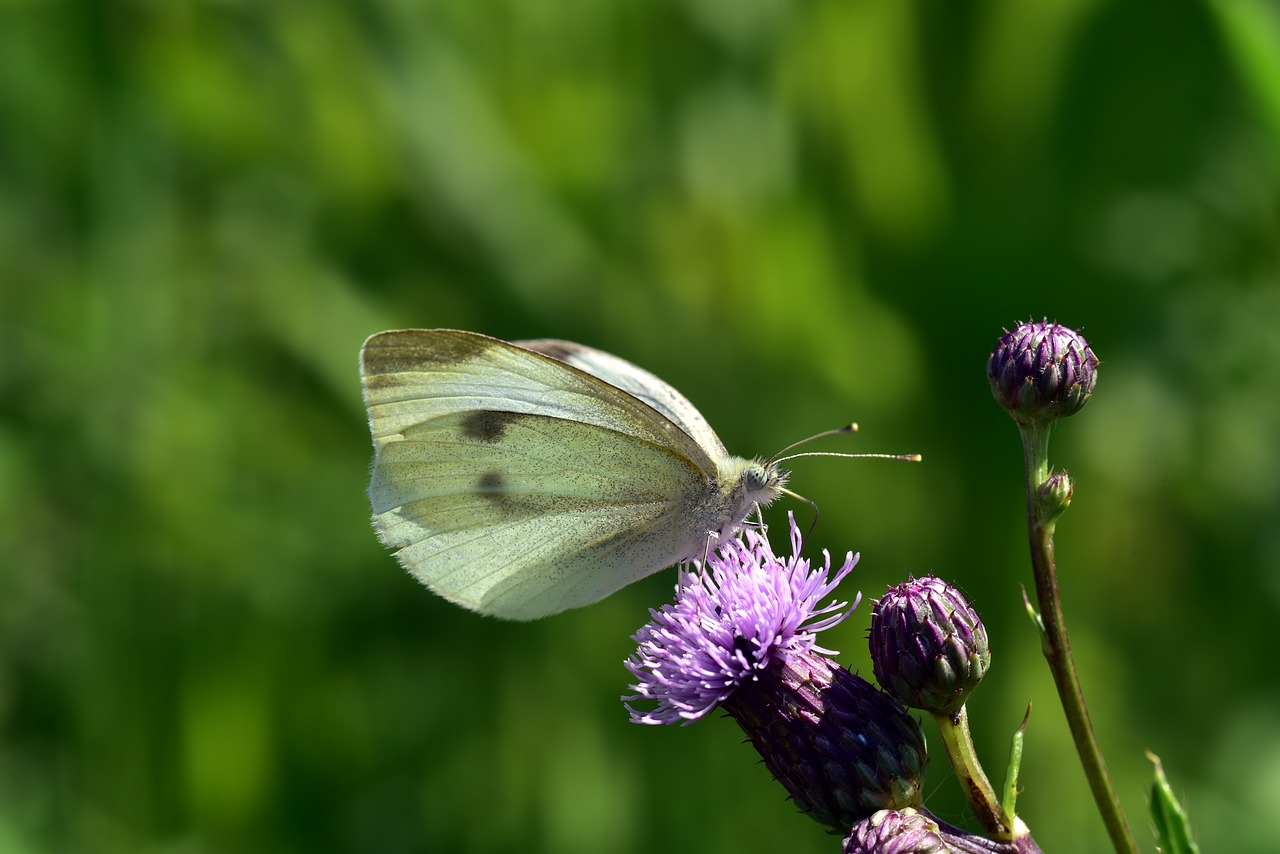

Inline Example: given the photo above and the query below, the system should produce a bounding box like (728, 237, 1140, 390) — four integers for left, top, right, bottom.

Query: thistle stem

(932, 705, 1009, 838)
(1017, 422, 1137, 854)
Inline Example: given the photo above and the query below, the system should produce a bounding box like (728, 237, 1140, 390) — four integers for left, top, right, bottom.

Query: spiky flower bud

(724, 651, 929, 829)
(843, 808, 949, 854)
(1037, 471, 1074, 518)
(987, 320, 1098, 425)
(846, 810, 1039, 854)
(870, 576, 990, 716)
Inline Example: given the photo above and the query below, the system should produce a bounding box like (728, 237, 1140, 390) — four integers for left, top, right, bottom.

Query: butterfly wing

(361, 329, 722, 619)
(363, 330, 716, 465)
(516, 338, 730, 461)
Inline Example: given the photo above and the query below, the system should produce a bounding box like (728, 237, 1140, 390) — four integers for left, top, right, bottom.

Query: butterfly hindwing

(370, 409, 710, 618)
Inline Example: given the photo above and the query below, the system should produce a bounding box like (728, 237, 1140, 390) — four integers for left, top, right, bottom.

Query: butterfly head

(742, 458, 787, 508)
(701, 456, 788, 551)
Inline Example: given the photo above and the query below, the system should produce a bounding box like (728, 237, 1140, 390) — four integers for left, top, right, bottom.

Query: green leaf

(1148, 752, 1201, 854)
(1001, 703, 1031, 824)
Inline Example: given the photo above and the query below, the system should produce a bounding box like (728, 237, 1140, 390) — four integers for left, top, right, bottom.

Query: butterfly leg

(732, 504, 769, 537)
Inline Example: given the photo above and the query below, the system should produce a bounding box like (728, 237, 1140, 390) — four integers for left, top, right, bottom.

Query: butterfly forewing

(516, 338, 730, 461)
(362, 330, 714, 469)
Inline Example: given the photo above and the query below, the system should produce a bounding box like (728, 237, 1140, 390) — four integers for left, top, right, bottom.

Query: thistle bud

(987, 320, 1098, 425)
(723, 651, 929, 830)
(870, 576, 990, 716)
(843, 808, 949, 854)
(846, 810, 1038, 854)
(1037, 471, 1074, 518)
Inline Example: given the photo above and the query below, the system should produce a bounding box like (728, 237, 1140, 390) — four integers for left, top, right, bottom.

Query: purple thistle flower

(624, 515, 929, 829)
(624, 513, 859, 725)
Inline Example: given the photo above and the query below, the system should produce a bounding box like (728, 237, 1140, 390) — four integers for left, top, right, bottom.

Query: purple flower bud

(870, 576, 990, 716)
(723, 650, 928, 829)
(846, 810, 1040, 854)
(843, 809, 948, 854)
(624, 515, 927, 829)
(987, 320, 1098, 425)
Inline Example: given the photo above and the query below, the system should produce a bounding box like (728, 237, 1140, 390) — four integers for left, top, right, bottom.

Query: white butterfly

(359, 329, 789, 620)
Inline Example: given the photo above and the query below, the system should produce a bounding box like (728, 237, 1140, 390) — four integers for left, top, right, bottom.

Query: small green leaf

(1148, 752, 1200, 854)
(1001, 703, 1032, 823)
(1020, 586, 1046, 640)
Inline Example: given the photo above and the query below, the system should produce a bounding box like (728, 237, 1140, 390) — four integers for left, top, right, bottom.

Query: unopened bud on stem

(988, 320, 1098, 426)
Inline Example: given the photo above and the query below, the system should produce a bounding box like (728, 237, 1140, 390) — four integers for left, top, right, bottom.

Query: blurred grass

(2, 1, 1278, 852)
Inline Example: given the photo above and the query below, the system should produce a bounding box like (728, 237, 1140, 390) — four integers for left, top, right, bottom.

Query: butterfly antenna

(778, 451, 923, 464)
(770, 423, 922, 466)
(770, 423, 859, 462)
(768, 426, 920, 541)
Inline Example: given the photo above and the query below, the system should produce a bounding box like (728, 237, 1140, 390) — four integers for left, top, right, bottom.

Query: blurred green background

(3, 0, 1279, 852)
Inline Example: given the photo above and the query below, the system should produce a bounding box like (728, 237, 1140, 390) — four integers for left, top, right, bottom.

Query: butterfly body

(360, 329, 785, 619)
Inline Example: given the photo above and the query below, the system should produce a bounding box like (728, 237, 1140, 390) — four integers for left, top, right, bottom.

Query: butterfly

(359, 329, 791, 620)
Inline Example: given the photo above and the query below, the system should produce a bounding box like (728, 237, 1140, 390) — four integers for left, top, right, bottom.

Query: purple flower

(624, 515, 929, 829)
(624, 513, 859, 725)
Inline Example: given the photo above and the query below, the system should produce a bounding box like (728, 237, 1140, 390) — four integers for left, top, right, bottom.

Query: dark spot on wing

(477, 471, 518, 510)
(463, 410, 525, 443)
(361, 329, 495, 377)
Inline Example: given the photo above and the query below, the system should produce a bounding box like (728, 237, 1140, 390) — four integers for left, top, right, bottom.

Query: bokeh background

(3, 1, 1279, 852)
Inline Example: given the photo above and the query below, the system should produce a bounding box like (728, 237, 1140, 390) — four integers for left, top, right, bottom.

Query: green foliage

(1001, 705, 1031, 828)
(2, 1, 1278, 852)
(1149, 753, 1201, 854)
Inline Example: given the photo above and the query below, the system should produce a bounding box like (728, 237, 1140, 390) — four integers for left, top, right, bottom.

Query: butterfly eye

(743, 463, 772, 491)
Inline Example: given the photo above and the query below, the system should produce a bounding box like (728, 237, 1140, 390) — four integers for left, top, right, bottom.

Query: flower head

(870, 575, 990, 716)
(624, 513, 859, 725)
(843, 809, 949, 854)
(844, 809, 1030, 853)
(624, 515, 929, 829)
(987, 320, 1098, 425)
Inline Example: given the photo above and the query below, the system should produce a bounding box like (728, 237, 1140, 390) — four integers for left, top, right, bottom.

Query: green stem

(1018, 422, 1137, 854)
(933, 705, 1010, 839)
